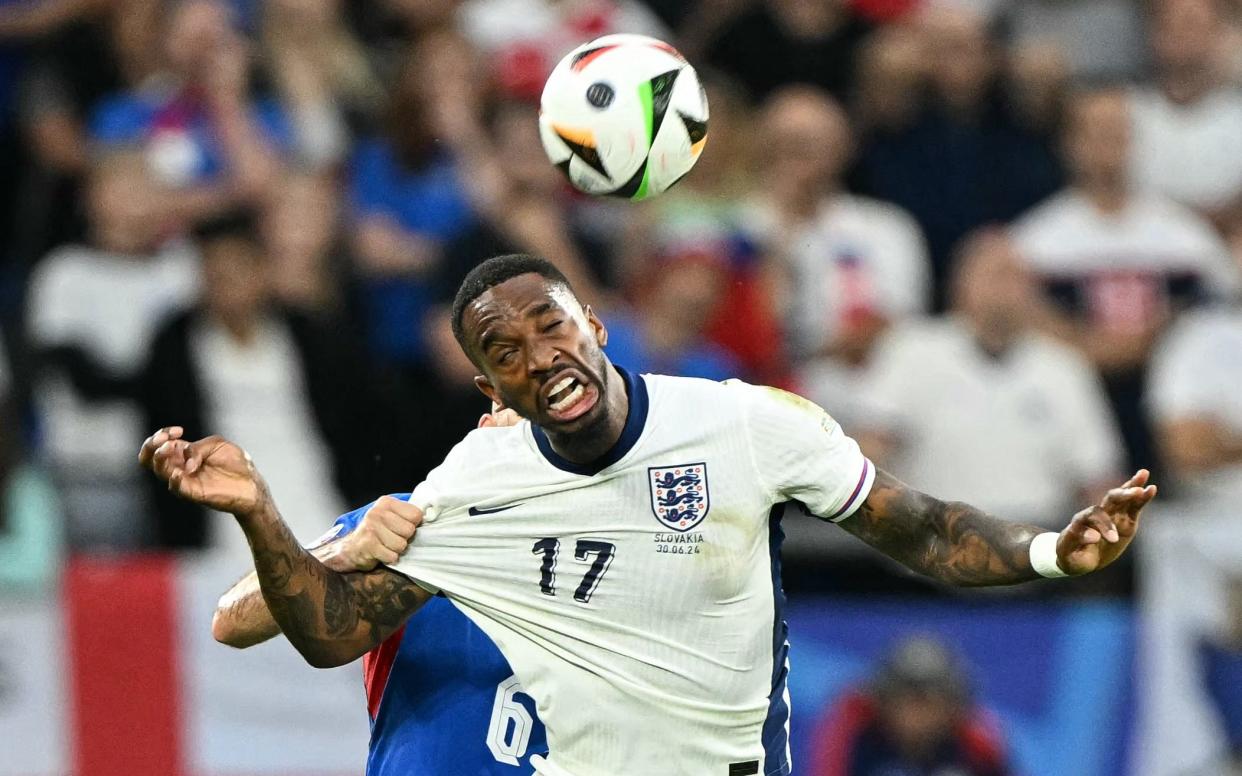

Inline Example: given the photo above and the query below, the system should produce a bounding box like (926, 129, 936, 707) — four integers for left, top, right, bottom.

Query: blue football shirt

(333, 496, 547, 775)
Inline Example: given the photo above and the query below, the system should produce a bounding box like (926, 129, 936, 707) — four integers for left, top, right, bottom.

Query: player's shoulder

(644, 372, 755, 410)
(716, 375, 831, 421)
(438, 422, 541, 472)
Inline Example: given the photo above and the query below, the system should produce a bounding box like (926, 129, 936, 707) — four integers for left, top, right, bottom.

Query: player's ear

(585, 305, 608, 348)
(474, 375, 500, 406)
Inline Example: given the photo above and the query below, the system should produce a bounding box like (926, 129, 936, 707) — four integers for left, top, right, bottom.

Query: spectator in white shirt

(1150, 307, 1242, 501)
(1130, 0, 1242, 227)
(862, 228, 1122, 529)
(1013, 84, 1239, 471)
(1137, 306, 1242, 776)
(26, 152, 200, 549)
(747, 86, 931, 426)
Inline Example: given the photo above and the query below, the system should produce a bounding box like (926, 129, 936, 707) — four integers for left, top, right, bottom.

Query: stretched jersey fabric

(389, 368, 874, 776)
(330, 498, 547, 775)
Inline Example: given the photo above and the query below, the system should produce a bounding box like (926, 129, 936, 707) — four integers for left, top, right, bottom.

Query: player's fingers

(1138, 484, 1157, 505)
(384, 499, 425, 528)
(375, 509, 419, 541)
(168, 467, 185, 494)
(139, 433, 160, 466)
(153, 439, 190, 478)
(492, 408, 521, 428)
(373, 495, 423, 519)
(184, 435, 229, 474)
(139, 426, 183, 466)
(366, 521, 410, 554)
(1082, 508, 1119, 543)
(1126, 469, 1150, 488)
(1067, 507, 1104, 545)
(1101, 486, 1148, 514)
(373, 546, 400, 566)
(1119, 485, 1158, 530)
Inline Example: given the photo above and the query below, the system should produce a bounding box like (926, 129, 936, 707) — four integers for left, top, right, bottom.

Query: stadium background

(0, 0, 1239, 774)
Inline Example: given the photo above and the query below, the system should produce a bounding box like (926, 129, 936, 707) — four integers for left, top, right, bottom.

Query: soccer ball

(539, 34, 709, 201)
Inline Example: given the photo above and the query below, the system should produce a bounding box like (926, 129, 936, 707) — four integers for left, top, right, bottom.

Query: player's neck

(543, 364, 631, 465)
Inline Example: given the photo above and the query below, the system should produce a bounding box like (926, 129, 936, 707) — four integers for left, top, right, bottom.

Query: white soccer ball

(539, 34, 709, 201)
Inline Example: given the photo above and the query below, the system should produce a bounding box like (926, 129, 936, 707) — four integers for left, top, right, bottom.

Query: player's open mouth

(543, 372, 599, 422)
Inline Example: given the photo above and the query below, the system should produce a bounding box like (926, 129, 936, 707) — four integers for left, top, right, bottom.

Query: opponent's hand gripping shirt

(327, 498, 547, 775)
(389, 369, 874, 776)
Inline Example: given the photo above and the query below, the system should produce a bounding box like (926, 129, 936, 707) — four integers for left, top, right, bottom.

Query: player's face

(464, 274, 613, 435)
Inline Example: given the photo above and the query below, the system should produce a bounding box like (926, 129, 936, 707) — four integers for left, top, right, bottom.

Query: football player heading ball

(142, 254, 1156, 776)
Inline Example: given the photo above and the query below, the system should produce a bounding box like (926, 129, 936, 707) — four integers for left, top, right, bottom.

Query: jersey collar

(531, 364, 648, 476)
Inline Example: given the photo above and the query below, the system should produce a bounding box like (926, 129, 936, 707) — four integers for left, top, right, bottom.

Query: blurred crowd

(0, 0, 1239, 608)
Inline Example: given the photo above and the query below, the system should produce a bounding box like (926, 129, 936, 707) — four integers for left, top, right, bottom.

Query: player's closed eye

(542, 320, 563, 333)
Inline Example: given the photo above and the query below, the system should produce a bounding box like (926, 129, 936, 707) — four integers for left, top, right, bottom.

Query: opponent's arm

(839, 468, 1156, 586)
(140, 428, 431, 667)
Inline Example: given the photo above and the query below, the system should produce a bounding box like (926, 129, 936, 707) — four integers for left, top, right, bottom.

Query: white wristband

(1030, 532, 1069, 578)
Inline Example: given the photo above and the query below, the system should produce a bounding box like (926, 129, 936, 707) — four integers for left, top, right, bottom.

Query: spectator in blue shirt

(89, 0, 290, 225)
(347, 31, 481, 366)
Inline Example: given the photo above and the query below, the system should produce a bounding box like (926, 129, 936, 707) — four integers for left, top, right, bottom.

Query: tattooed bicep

(838, 468, 1040, 586)
(844, 469, 936, 548)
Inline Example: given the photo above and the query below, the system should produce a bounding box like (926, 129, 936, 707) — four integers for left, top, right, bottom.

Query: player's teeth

(551, 384, 584, 411)
(549, 376, 574, 397)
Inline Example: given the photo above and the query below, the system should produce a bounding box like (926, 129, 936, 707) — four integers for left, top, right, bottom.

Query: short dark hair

(191, 210, 261, 249)
(451, 253, 573, 352)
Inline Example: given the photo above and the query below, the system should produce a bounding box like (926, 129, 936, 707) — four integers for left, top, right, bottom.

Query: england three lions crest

(648, 463, 710, 532)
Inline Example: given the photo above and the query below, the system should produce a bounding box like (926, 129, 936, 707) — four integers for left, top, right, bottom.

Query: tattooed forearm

(235, 497, 429, 667)
(213, 541, 360, 649)
(840, 469, 1043, 586)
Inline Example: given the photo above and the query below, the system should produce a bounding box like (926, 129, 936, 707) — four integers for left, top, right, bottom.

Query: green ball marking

(630, 165, 652, 201)
(638, 80, 655, 145)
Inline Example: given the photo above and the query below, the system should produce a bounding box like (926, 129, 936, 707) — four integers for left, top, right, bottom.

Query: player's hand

(1056, 469, 1157, 575)
(478, 402, 521, 429)
(139, 426, 184, 471)
(141, 430, 267, 517)
(322, 496, 424, 571)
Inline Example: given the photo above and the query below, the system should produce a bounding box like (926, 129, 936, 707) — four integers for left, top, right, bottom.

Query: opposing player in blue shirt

(204, 413, 547, 775)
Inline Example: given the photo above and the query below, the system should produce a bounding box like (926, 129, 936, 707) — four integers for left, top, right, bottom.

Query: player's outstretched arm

(139, 428, 431, 666)
(839, 467, 1156, 586)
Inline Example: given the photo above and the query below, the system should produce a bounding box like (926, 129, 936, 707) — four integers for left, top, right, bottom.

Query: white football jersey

(389, 368, 874, 776)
